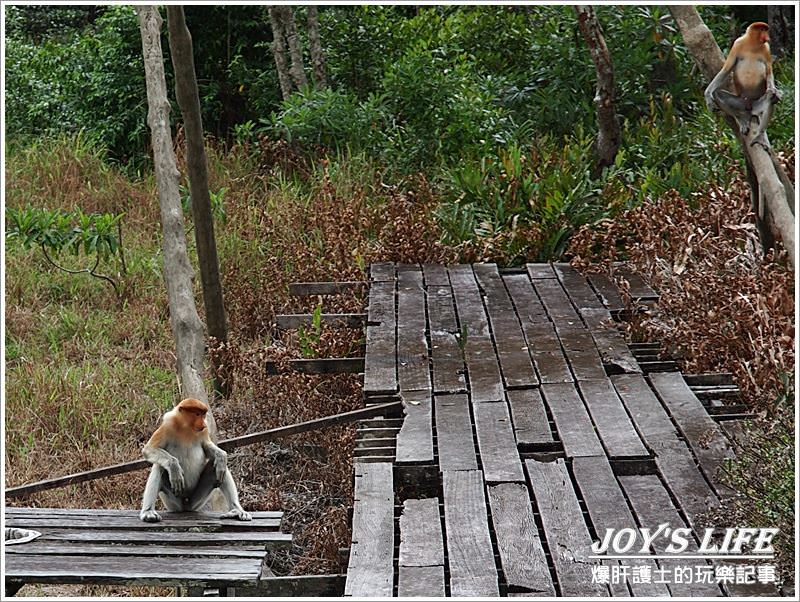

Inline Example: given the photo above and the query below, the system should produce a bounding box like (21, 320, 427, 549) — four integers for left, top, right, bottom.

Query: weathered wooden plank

(285, 357, 365, 374)
(579, 307, 640, 374)
(553, 263, 604, 310)
(397, 566, 445, 597)
(649, 372, 734, 495)
(4, 544, 266, 558)
(502, 273, 549, 325)
(434, 395, 477, 471)
(442, 470, 499, 596)
(427, 286, 458, 333)
(4, 508, 282, 519)
(367, 280, 395, 326)
(526, 263, 556, 279)
(586, 272, 626, 314)
(532, 278, 580, 325)
(396, 390, 434, 465)
(541, 383, 604, 457)
(429, 331, 466, 394)
(4, 515, 281, 531)
(506, 388, 553, 448)
(619, 474, 722, 598)
(487, 483, 554, 595)
(345, 462, 394, 597)
(276, 313, 366, 329)
(3, 555, 264, 586)
(33, 530, 292, 547)
(289, 281, 365, 296)
(614, 265, 659, 301)
(448, 264, 490, 337)
(577, 379, 649, 458)
(525, 459, 606, 597)
(522, 323, 573, 383)
(369, 262, 396, 282)
(422, 263, 451, 286)
(236, 574, 346, 597)
(556, 328, 607, 380)
(397, 327, 431, 393)
(571, 456, 669, 597)
(474, 264, 538, 388)
(398, 267, 426, 332)
(611, 374, 676, 441)
(399, 498, 444, 567)
(363, 325, 397, 396)
(473, 402, 525, 483)
(464, 336, 504, 402)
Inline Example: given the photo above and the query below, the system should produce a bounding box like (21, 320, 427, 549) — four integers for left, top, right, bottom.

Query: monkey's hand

(210, 448, 228, 483)
(705, 92, 718, 112)
(768, 87, 782, 103)
(166, 458, 185, 496)
(224, 508, 252, 521)
(140, 509, 162, 523)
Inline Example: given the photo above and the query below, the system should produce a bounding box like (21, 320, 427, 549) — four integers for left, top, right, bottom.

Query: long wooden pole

(5, 401, 401, 499)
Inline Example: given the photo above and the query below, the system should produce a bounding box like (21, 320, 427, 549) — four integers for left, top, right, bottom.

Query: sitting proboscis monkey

(704, 22, 782, 149)
(139, 398, 251, 522)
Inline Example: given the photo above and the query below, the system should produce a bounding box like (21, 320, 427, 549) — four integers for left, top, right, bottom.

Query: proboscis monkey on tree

(705, 22, 781, 148)
(139, 398, 251, 522)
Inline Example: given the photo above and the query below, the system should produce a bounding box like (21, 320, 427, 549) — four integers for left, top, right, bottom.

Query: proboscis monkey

(705, 22, 781, 147)
(139, 398, 251, 522)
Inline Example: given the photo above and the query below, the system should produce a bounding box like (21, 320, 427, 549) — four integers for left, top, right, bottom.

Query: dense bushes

(5, 4, 794, 260)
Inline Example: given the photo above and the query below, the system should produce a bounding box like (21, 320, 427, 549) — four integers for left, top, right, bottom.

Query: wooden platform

(4, 508, 291, 595)
(345, 263, 773, 597)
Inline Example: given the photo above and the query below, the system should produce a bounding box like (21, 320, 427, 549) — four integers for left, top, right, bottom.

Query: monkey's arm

(142, 428, 186, 495)
(705, 42, 740, 110)
(201, 438, 228, 483)
(765, 57, 781, 101)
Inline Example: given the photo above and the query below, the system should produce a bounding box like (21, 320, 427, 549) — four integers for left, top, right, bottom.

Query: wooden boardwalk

(346, 263, 774, 597)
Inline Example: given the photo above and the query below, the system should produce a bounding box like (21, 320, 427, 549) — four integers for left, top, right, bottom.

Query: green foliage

(5, 6, 146, 163)
(6, 205, 126, 298)
(180, 185, 229, 224)
(298, 304, 323, 359)
(6, 206, 123, 260)
(269, 86, 391, 154)
(440, 137, 608, 262)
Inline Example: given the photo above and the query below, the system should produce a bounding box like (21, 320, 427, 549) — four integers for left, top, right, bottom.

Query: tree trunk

(281, 6, 308, 90)
(268, 6, 293, 100)
(167, 6, 230, 399)
(307, 6, 327, 89)
(136, 5, 217, 436)
(669, 6, 795, 266)
(574, 6, 621, 175)
(767, 6, 794, 58)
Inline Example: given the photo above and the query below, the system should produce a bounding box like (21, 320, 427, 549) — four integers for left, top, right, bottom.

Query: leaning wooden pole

(137, 6, 215, 430)
(5, 401, 402, 499)
(167, 6, 230, 398)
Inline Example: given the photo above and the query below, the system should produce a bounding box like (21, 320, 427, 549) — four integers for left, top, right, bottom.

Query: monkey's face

(178, 407, 208, 432)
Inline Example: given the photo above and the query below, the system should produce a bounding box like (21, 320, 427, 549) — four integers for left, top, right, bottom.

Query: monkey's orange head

(177, 398, 208, 432)
(747, 22, 770, 44)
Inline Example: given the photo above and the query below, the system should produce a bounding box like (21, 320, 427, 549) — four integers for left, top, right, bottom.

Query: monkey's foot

(140, 509, 162, 523)
(223, 508, 252, 521)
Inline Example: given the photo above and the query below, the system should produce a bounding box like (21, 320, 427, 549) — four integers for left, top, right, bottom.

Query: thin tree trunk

(767, 6, 793, 58)
(307, 6, 327, 89)
(669, 6, 794, 266)
(281, 6, 308, 90)
(575, 5, 621, 174)
(268, 6, 292, 100)
(136, 5, 217, 436)
(167, 6, 230, 398)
